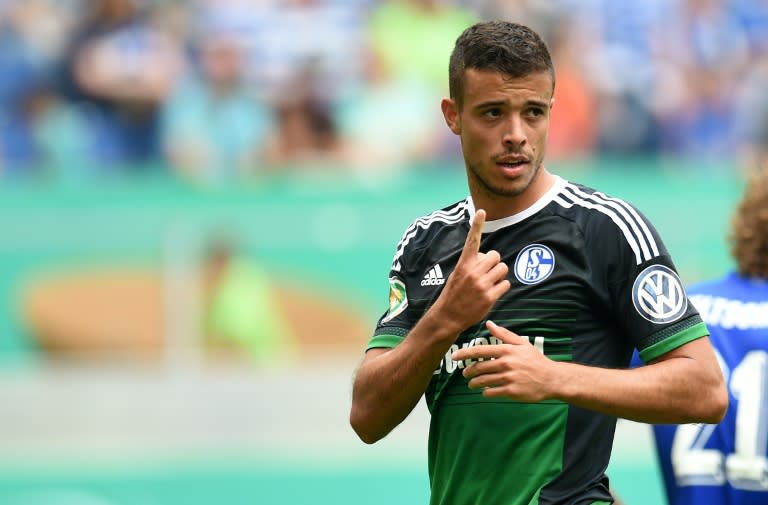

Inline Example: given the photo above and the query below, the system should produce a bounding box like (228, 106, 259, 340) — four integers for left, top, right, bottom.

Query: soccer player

(349, 21, 727, 505)
(639, 168, 768, 504)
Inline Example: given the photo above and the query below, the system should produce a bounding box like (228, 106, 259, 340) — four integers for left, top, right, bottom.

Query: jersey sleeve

(365, 224, 420, 350)
(587, 201, 708, 363)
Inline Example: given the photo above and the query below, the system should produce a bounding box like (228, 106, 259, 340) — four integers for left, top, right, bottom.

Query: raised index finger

(460, 209, 486, 262)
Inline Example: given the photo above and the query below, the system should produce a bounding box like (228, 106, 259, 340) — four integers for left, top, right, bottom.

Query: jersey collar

(466, 176, 568, 233)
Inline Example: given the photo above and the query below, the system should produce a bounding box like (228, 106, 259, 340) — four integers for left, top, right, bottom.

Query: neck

(471, 167, 557, 221)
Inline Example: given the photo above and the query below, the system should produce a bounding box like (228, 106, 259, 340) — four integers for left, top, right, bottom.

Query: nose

(502, 116, 527, 149)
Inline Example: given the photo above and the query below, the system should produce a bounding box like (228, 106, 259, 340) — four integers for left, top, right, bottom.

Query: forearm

(351, 210, 511, 443)
(552, 357, 726, 424)
(458, 326, 728, 423)
(350, 312, 459, 444)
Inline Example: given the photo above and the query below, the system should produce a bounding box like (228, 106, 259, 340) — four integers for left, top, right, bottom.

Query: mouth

(495, 157, 530, 176)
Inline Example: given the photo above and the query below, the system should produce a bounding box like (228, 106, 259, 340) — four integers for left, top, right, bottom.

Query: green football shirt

(367, 176, 707, 505)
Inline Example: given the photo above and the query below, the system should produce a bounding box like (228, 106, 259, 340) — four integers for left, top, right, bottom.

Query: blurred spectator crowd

(1, 0, 767, 185)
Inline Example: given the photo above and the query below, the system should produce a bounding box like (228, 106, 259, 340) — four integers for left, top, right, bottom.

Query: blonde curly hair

(729, 168, 768, 278)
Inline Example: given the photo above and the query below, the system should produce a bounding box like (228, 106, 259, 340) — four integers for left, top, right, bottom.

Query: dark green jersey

(368, 177, 707, 505)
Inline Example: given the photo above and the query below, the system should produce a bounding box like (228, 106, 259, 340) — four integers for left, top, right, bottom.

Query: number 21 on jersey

(671, 350, 768, 490)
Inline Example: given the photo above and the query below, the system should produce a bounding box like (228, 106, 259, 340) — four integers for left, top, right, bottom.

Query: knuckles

(484, 250, 501, 263)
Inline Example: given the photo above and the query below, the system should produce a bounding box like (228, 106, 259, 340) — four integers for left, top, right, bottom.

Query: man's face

(442, 69, 554, 211)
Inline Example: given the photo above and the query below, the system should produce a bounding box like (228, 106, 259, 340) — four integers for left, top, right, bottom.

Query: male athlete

(636, 169, 768, 504)
(349, 21, 727, 505)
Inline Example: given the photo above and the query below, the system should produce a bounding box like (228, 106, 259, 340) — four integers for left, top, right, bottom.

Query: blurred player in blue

(634, 168, 768, 504)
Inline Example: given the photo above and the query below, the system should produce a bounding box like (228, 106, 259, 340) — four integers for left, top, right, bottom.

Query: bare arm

(349, 313, 462, 444)
(556, 336, 727, 423)
(454, 321, 728, 424)
(350, 210, 511, 443)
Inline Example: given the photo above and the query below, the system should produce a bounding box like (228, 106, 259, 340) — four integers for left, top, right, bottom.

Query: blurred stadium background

(0, 0, 764, 504)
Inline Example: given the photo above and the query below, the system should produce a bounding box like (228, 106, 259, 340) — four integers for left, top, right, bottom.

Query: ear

(441, 98, 461, 135)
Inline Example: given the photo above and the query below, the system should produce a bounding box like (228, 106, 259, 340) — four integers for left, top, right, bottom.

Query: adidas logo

(421, 264, 445, 286)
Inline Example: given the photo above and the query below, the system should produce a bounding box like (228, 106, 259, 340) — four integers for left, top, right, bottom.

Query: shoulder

(390, 199, 469, 271)
(550, 180, 649, 227)
(397, 199, 469, 241)
(550, 179, 663, 265)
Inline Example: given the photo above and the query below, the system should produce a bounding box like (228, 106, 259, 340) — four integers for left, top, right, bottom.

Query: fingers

(486, 320, 527, 344)
(484, 257, 509, 282)
(439, 209, 508, 331)
(453, 321, 527, 360)
(459, 209, 486, 263)
(450, 321, 525, 362)
(487, 278, 512, 301)
(452, 344, 504, 363)
(466, 372, 506, 391)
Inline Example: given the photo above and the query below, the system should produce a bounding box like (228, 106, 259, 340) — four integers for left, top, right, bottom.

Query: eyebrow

(527, 100, 550, 109)
(474, 99, 550, 110)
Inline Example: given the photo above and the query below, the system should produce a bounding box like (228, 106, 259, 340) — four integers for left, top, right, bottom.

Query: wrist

(546, 361, 576, 402)
(420, 304, 465, 344)
(424, 299, 469, 340)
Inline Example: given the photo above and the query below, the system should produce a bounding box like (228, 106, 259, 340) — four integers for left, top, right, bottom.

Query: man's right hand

(431, 209, 511, 334)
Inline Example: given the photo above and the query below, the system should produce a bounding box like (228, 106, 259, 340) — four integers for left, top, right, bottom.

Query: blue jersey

(635, 272, 768, 504)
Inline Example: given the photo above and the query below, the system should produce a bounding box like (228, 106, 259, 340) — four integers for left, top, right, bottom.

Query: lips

(495, 155, 529, 165)
(495, 158, 529, 176)
(497, 160, 528, 168)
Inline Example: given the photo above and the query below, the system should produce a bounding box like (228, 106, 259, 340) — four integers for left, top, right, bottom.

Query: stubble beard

(466, 159, 541, 200)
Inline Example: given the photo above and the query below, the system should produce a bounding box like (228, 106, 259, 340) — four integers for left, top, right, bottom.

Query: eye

(483, 108, 502, 118)
(526, 107, 545, 117)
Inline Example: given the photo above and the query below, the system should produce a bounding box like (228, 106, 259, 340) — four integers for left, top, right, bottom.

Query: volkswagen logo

(632, 265, 687, 323)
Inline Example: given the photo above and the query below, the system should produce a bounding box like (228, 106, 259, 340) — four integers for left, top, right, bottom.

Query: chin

(483, 181, 528, 198)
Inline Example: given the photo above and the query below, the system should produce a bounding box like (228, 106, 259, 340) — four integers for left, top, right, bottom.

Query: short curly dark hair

(729, 169, 768, 278)
(448, 21, 555, 109)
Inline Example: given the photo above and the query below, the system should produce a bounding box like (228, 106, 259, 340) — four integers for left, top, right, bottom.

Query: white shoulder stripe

(593, 190, 659, 256)
(399, 203, 466, 242)
(556, 187, 646, 265)
(565, 184, 659, 260)
(410, 205, 465, 228)
(391, 201, 468, 272)
(553, 195, 574, 208)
